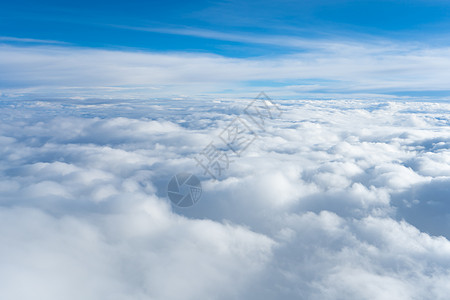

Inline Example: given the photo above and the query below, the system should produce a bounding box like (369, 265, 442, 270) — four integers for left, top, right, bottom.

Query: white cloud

(2, 37, 450, 99)
(0, 36, 67, 44)
(0, 97, 449, 299)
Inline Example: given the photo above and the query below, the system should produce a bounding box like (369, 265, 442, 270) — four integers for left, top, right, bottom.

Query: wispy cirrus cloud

(1, 33, 450, 100)
(0, 36, 68, 44)
(111, 25, 337, 50)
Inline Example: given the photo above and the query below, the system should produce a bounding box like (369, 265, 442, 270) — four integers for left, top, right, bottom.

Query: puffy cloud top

(0, 97, 450, 299)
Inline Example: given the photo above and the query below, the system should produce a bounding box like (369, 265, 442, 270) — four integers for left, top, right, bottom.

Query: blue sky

(3, 0, 450, 54)
(2, 0, 450, 99)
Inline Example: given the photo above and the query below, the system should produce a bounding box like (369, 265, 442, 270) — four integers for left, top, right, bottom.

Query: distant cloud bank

(1, 37, 450, 100)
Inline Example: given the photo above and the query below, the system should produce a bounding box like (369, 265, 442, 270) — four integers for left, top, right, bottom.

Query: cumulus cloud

(0, 97, 449, 299)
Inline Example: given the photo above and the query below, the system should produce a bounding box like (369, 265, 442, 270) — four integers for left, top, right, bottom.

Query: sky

(2, 0, 450, 99)
(1, 1, 450, 300)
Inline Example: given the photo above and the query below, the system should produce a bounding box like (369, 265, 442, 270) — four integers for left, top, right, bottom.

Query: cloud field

(0, 97, 449, 299)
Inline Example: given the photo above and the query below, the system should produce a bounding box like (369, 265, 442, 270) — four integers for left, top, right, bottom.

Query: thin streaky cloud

(111, 25, 352, 50)
(110, 24, 430, 56)
(0, 36, 68, 45)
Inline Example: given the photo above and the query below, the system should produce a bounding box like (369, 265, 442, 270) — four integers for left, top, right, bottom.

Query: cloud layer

(0, 97, 449, 299)
(2, 38, 450, 99)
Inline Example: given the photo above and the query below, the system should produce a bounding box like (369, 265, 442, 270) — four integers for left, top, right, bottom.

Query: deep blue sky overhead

(2, 0, 450, 54)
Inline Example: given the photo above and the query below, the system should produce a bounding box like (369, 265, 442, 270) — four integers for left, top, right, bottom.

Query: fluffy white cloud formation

(0, 97, 449, 299)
